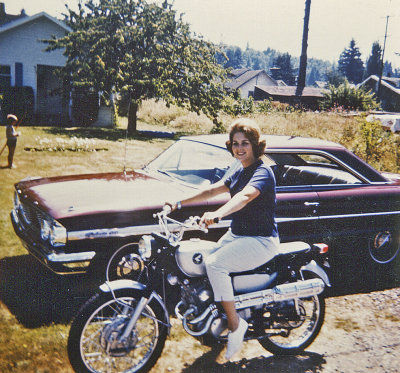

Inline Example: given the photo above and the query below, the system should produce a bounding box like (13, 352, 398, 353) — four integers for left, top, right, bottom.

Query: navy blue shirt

(224, 159, 278, 237)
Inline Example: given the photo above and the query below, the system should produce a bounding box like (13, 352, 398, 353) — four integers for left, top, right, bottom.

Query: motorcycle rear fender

(301, 260, 331, 287)
(99, 280, 171, 333)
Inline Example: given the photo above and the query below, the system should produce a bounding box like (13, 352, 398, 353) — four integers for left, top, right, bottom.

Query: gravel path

(151, 287, 400, 373)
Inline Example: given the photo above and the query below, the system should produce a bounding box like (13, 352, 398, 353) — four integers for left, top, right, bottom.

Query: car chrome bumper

(11, 209, 96, 275)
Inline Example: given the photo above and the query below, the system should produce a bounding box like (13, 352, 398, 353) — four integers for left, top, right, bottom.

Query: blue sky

(4, 0, 400, 68)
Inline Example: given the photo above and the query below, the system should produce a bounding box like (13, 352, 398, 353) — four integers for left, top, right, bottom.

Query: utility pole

(377, 15, 389, 101)
(296, 0, 311, 95)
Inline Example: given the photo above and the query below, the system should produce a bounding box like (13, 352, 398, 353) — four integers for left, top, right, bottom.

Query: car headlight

(13, 191, 21, 211)
(138, 235, 153, 260)
(40, 218, 67, 247)
(40, 219, 51, 241)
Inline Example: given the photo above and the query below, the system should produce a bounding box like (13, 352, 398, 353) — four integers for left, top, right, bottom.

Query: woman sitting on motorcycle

(167, 118, 279, 360)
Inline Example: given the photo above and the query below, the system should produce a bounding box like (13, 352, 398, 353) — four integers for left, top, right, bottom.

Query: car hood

(15, 170, 192, 221)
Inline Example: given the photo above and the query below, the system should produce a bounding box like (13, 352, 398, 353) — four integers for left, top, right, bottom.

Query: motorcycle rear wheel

(68, 289, 168, 373)
(258, 294, 325, 355)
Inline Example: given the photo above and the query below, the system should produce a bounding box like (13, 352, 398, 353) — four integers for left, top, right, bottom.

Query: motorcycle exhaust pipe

(234, 278, 325, 310)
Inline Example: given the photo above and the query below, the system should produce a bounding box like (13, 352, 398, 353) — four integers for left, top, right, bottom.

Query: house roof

(228, 68, 250, 78)
(276, 80, 287, 86)
(226, 69, 277, 90)
(313, 81, 328, 89)
(0, 11, 71, 34)
(358, 75, 400, 94)
(0, 6, 27, 27)
(255, 85, 327, 98)
(382, 76, 400, 88)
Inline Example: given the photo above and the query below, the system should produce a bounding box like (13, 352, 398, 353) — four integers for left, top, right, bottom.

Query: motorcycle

(67, 208, 331, 373)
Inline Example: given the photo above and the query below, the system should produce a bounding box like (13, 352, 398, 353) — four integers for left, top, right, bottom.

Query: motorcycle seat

(230, 242, 311, 278)
(278, 241, 310, 255)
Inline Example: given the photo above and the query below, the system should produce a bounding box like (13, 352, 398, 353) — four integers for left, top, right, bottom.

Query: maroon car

(10, 134, 400, 287)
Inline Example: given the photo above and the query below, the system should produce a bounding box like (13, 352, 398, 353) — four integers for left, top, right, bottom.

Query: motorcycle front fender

(99, 279, 147, 293)
(99, 280, 171, 333)
(301, 260, 331, 287)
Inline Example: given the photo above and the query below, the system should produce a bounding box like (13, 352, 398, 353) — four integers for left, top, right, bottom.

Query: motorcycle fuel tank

(175, 239, 218, 277)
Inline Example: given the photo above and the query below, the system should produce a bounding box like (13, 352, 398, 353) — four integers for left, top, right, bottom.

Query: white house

(226, 68, 278, 98)
(0, 3, 71, 123)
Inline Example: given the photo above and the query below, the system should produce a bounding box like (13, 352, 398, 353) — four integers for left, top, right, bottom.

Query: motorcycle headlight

(138, 235, 153, 260)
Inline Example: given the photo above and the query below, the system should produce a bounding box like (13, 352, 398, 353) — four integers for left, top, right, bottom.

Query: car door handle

(304, 202, 320, 207)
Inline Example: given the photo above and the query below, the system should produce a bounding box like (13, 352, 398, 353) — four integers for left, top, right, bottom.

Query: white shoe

(225, 317, 248, 360)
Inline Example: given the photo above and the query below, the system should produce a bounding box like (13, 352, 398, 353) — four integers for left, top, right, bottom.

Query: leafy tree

(46, 0, 227, 134)
(271, 53, 296, 85)
(338, 39, 365, 84)
(365, 41, 382, 78)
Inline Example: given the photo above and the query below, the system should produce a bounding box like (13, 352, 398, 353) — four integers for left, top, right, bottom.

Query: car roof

(180, 134, 344, 150)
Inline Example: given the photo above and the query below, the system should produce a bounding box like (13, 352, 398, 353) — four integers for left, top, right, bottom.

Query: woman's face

(231, 131, 256, 167)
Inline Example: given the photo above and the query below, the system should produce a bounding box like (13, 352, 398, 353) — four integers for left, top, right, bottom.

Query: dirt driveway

(151, 287, 400, 373)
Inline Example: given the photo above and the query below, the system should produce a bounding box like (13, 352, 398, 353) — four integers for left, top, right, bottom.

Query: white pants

(205, 230, 280, 301)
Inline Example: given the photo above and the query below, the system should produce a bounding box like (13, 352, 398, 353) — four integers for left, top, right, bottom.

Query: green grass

(0, 106, 399, 372)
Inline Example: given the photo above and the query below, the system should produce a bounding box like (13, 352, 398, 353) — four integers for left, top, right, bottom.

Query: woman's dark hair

(226, 118, 266, 158)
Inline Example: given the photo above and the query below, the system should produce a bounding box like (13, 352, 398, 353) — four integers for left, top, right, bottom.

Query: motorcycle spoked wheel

(258, 294, 325, 355)
(68, 289, 168, 373)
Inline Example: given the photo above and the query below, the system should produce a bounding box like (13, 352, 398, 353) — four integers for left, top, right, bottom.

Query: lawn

(0, 107, 398, 372)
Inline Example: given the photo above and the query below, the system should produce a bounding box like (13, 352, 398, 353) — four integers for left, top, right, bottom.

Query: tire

(258, 294, 325, 355)
(68, 289, 168, 373)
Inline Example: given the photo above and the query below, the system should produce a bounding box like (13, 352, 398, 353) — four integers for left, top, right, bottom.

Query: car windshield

(145, 139, 239, 186)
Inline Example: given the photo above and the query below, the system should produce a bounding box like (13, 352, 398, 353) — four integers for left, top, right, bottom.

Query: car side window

(270, 152, 363, 187)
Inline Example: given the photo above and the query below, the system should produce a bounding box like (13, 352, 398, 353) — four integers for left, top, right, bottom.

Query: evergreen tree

(46, 0, 226, 134)
(325, 67, 346, 87)
(383, 61, 393, 77)
(271, 53, 296, 85)
(365, 41, 382, 78)
(338, 39, 365, 84)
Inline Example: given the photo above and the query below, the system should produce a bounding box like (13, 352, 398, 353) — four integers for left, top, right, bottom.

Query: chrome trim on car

(67, 210, 400, 241)
(47, 251, 96, 263)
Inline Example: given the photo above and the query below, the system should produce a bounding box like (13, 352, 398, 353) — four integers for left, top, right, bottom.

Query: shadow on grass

(0, 255, 101, 328)
(42, 126, 179, 142)
(181, 346, 326, 373)
(0, 253, 398, 329)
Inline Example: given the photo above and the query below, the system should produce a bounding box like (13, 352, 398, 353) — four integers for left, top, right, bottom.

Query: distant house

(358, 75, 400, 112)
(0, 3, 71, 123)
(313, 81, 328, 89)
(226, 68, 278, 98)
(254, 85, 328, 110)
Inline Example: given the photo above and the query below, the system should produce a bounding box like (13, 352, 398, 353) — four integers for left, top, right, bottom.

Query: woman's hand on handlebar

(163, 202, 178, 214)
(200, 212, 221, 227)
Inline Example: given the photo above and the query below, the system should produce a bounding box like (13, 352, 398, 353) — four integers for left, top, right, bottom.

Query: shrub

(222, 95, 255, 116)
(321, 81, 380, 112)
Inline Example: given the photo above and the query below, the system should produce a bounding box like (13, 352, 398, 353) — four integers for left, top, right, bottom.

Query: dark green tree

(46, 0, 227, 134)
(271, 53, 296, 85)
(338, 39, 365, 84)
(324, 67, 346, 87)
(365, 41, 382, 78)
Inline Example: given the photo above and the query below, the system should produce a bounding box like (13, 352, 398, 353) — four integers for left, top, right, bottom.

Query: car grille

(16, 202, 47, 238)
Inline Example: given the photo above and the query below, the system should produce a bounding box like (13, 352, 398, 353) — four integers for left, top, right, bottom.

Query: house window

(15, 62, 23, 87)
(0, 65, 11, 91)
(248, 90, 254, 97)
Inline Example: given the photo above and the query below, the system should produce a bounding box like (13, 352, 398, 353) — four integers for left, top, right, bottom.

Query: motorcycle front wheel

(258, 294, 325, 355)
(68, 289, 168, 373)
